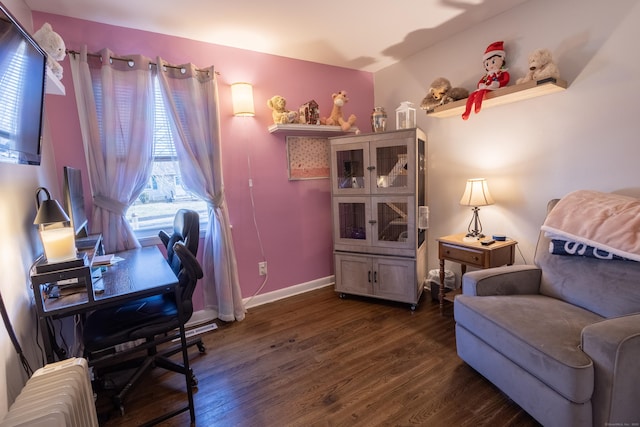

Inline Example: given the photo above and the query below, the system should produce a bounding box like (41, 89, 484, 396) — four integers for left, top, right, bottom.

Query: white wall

(0, 0, 59, 417)
(374, 0, 640, 276)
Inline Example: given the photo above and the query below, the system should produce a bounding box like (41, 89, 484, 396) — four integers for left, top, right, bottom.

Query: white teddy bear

(33, 23, 66, 80)
(516, 48, 560, 85)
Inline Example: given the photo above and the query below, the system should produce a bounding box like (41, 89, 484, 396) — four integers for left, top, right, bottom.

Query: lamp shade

(460, 178, 494, 207)
(34, 187, 70, 225)
(231, 82, 255, 116)
(34, 187, 76, 263)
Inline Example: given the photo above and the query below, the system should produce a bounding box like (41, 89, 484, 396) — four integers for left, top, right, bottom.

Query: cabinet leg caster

(339, 293, 347, 299)
(410, 304, 417, 311)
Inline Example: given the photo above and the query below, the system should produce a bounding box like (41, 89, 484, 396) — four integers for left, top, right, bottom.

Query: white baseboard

(187, 275, 335, 324)
(243, 275, 335, 309)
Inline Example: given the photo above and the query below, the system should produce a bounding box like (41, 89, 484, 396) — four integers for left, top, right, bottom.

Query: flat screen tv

(63, 166, 89, 238)
(0, 2, 47, 165)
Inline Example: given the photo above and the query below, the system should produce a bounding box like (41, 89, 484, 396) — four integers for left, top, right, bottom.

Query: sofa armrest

(582, 314, 640, 426)
(462, 265, 542, 296)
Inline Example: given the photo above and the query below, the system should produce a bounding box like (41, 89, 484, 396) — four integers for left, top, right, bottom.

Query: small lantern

(395, 101, 416, 130)
(34, 187, 77, 263)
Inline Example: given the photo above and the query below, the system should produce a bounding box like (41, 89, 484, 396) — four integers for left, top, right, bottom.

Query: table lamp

(460, 178, 494, 241)
(34, 187, 77, 263)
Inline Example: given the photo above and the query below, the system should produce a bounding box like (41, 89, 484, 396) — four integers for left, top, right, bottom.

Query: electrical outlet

(258, 261, 267, 276)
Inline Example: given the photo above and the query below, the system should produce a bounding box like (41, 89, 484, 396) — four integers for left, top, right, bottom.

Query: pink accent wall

(33, 12, 374, 309)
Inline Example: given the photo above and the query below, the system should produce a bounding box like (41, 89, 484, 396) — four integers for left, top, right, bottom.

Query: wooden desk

(30, 245, 195, 424)
(437, 233, 517, 315)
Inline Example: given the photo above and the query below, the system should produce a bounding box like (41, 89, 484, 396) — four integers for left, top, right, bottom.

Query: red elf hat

(483, 41, 505, 61)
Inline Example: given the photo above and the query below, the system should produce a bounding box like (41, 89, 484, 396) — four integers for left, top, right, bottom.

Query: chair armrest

(582, 314, 640, 425)
(462, 265, 541, 296)
(158, 230, 171, 248)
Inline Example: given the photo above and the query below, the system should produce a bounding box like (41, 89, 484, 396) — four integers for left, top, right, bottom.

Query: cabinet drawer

(439, 243, 485, 267)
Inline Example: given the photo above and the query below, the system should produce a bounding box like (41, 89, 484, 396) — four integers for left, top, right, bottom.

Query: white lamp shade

(460, 178, 494, 207)
(231, 82, 255, 116)
(40, 227, 77, 262)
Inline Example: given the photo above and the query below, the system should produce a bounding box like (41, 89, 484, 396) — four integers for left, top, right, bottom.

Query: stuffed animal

(516, 48, 560, 84)
(322, 90, 357, 131)
(33, 23, 66, 80)
(462, 41, 510, 120)
(267, 95, 299, 124)
(420, 77, 469, 112)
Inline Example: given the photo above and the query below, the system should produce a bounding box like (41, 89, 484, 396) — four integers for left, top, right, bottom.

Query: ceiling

(25, 0, 529, 73)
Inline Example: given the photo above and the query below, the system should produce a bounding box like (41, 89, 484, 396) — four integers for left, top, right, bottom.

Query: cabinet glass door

(334, 147, 368, 189)
(333, 197, 371, 248)
(372, 196, 415, 249)
(371, 138, 415, 194)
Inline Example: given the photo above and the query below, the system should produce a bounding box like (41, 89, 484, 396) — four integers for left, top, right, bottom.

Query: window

(126, 78, 208, 237)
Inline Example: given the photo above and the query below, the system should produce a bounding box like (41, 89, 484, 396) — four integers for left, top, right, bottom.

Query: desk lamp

(460, 178, 494, 241)
(34, 187, 76, 263)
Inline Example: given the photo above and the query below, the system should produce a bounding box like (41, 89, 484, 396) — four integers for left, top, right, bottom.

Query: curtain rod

(66, 49, 220, 75)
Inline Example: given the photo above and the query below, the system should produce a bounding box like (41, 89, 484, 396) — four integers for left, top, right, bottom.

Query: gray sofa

(454, 199, 640, 427)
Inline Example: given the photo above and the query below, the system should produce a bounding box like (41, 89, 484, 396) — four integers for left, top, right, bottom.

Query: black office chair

(83, 242, 204, 414)
(158, 209, 206, 356)
(159, 208, 200, 275)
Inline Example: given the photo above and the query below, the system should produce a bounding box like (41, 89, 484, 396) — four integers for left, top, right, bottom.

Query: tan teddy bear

(516, 48, 560, 84)
(33, 23, 66, 80)
(420, 77, 469, 112)
(267, 95, 298, 124)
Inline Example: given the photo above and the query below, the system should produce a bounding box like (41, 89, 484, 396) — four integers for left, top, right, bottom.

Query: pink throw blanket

(541, 190, 640, 262)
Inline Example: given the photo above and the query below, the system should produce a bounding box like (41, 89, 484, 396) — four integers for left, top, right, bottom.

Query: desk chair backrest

(159, 209, 199, 275)
(172, 241, 204, 320)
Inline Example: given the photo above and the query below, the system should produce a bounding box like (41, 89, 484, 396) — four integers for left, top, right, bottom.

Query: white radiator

(0, 357, 98, 427)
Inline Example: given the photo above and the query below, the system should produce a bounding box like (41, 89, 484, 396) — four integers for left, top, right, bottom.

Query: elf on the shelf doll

(462, 41, 510, 120)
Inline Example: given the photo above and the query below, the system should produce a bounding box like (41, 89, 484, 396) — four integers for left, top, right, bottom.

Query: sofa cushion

(536, 197, 640, 318)
(455, 293, 604, 403)
(536, 234, 640, 318)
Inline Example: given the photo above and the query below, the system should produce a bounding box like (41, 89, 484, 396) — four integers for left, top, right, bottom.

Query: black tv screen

(0, 2, 47, 165)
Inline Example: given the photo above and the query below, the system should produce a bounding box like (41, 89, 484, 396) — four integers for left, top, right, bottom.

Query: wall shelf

(426, 77, 568, 118)
(268, 123, 359, 136)
(45, 68, 66, 96)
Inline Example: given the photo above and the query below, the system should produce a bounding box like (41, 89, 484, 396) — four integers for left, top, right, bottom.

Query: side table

(437, 233, 517, 315)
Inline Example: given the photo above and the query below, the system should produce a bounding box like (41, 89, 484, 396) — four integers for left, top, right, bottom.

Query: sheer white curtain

(156, 58, 245, 322)
(69, 47, 155, 252)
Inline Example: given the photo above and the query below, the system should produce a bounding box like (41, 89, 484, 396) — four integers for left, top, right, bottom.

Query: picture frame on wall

(286, 136, 330, 180)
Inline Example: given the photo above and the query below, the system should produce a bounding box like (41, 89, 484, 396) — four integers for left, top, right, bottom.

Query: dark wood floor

(98, 286, 540, 426)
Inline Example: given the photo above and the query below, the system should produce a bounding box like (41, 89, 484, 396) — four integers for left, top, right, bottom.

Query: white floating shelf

(45, 68, 65, 96)
(268, 123, 359, 136)
(426, 78, 568, 118)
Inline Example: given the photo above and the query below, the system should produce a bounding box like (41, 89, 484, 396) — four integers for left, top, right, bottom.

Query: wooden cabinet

(330, 128, 427, 309)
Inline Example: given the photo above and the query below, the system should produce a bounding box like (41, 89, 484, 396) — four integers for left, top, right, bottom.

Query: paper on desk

(93, 254, 114, 266)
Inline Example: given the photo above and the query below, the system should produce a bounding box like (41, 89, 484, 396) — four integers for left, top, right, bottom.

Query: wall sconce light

(34, 187, 76, 263)
(459, 178, 494, 241)
(231, 82, 255, 117)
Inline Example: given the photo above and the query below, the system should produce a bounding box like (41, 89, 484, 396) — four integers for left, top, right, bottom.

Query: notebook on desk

(92, 254, 115, 266)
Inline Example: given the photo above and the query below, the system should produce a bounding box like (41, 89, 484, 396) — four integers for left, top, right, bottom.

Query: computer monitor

(63, 166, 89, 238)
